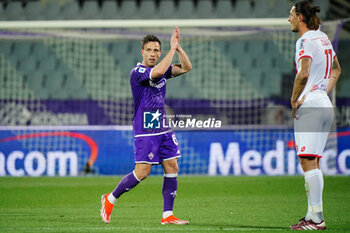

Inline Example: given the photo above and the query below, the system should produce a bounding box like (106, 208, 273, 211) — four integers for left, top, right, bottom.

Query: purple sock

(162, 176, 178, 212)
(112, 171, 140, 199)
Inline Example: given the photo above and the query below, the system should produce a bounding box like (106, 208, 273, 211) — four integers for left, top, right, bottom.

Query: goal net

(0, 19, 344, 174)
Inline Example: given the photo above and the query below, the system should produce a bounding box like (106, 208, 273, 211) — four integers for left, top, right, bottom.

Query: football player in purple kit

(101, 26, 192, 225)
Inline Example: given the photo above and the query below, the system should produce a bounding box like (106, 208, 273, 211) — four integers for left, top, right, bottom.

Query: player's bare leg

(101, 164, 149, 223)
(134, 163, 152, 181)
(290, 157, 325, 230)
(160, 158, 189, 225)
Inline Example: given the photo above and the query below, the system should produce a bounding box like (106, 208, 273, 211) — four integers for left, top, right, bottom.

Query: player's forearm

(327, 72, 340, 95)
(177, 46, 192, 72)
(291, 73, 308, 103)
(291, 57, 310, 103)
(327, 58, 341, 95)
(151, 49, 176, 79)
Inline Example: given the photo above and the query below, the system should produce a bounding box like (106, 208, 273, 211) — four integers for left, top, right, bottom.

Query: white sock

(318, 169, 324, 194)
(108, 193, 117, 205)
(304, 169, 323, 223)
(305, 182, 312, 220)
(163, 211, 173, 219)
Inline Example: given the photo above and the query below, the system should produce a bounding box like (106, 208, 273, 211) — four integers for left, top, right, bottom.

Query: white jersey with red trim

(295, 30, 336, 101)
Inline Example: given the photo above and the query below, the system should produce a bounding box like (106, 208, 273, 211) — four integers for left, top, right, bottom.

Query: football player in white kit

(288, 0, 341, 231)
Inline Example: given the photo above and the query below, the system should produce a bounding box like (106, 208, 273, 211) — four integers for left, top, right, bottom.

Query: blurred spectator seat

(25, 1, 44, 20)
(158, 0, 176, 19)
(42, 1, 61, 20)
(216, 0, 234, 18)
(5, 1, 26, 20)
(139, 0, 157, 19)
(101, 0, 119, 19)
(177, 0, 196, 19)
(196, 0, 215, 18)
(120, 0, 138, 19)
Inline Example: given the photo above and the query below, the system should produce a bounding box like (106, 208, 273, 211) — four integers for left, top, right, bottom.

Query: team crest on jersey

(148, 152, 154, 160)
(138, 67, 146, 73)
(301, 146, 306, 152)
(299, 49, 305, 56)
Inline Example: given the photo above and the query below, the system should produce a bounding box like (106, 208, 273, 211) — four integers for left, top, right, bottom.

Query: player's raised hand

(170, 27, 179, 50)
(175, 26, 181, 43)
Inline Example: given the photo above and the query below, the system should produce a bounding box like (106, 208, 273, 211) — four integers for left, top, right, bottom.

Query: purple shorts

(134, 131, 181, 164)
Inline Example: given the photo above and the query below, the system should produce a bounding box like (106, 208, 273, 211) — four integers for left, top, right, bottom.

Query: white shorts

(294, 92, 334, 158)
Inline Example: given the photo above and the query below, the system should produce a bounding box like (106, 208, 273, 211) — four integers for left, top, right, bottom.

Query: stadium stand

(158, 0, 177, 19)
(101, 0, 119, 19)
(139, 0, 158, 19)
(0, 0, 346, 107)
(0, 0, 335, 20)
(42, 1, 61, 20)
(4, 1, 26, 20)
(25, 1, 44, 20)
(81, 1, 100, 20)
(216, 0, 234, 18)
(60, 1, 81, 20)
(196, 0, 215, 18)
(119, 0, 139, 19)
(177, 0, 197, 19)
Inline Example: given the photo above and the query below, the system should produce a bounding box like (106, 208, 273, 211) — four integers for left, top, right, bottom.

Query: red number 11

(324, 49, 332, 79)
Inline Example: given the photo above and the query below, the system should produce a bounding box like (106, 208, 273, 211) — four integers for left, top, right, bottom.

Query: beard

(291, 25, 299, 33)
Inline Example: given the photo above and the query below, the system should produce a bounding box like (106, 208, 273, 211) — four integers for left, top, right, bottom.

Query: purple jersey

(130, 63, 173, 136)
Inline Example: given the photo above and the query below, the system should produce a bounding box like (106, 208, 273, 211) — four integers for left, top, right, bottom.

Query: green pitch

(0, 176, 349, 233)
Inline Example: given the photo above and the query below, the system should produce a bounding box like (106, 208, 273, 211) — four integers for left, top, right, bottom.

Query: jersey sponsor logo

(143, 110, 161, 129)
(0, 103, 88, 126)
(0, 132, 96, 176)
(321, 38, 331, 46)
(0, 150, 78, 177)
(299, 49, 305, 56)
(138, 67, 146, 73)
(149, 79, 166, 89)
(310, 84, 327, 92)
(301, 146, 306, 152)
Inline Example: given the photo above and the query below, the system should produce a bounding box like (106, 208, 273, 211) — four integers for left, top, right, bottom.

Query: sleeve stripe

(298, 55, 313, 62)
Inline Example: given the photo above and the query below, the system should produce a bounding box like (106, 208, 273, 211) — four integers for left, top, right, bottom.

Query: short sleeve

(164, 65, 173, 79)
(131, 66, 152, 84)
(297, 39, 313, 62)
(332, 47, 337, 59)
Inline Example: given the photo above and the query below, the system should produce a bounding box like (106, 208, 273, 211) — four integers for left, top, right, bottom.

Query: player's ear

(298, 14, 303, 23)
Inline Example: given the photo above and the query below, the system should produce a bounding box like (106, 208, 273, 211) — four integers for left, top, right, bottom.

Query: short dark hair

(141, 35, 161, 50)
(294, 0, 321, 30)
